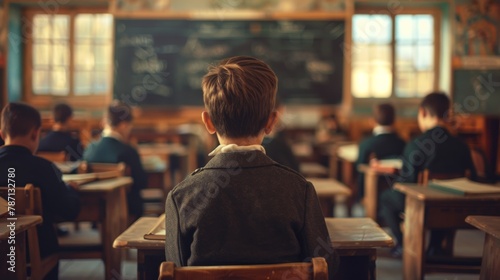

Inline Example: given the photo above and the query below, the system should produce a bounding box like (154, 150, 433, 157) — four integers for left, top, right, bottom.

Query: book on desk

(144, 214, 166, 240)
(429, 178, 500, 196)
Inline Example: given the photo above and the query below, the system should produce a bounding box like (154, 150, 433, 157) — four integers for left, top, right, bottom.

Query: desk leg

(329, 155, 338, 179)
(104, 191, 123, 280)
(137, 249, 165, 280)
(480, 234, 500, 280)
(364, 171, 378, 220)
(341, 160, 355, 216)
(403, 196, 425, 280)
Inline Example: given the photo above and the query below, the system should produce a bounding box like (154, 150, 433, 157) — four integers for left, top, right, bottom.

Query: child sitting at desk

(0, 102, 81, 279)
(38, 103, 83, 161)
(164, 56, 338, 279)
(83, 100, 147, 220)
(379, 92, 476, 257)
(356, 103, 406, 199)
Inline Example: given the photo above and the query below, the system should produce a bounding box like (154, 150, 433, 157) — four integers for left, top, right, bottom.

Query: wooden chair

(418, 169, 467, 187)
(158, 258, 328, 280)
(36, 151, 67, 163)
(0, 184, 59, 280)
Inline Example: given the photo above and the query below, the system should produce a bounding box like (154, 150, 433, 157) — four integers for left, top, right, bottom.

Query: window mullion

(69, 12, 76, 98)
(391, 14, 396, 98)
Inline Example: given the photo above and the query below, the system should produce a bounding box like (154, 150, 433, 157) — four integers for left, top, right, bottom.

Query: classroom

(0, 0, 499, 279)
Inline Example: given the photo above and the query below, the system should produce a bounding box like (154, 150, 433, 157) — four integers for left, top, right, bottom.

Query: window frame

(351, 7, 441, 103)
(23, 8, 113, 108)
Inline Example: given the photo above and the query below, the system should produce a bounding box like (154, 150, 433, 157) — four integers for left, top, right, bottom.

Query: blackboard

(453, 69, 500, 116)
(113, 19, 345, 107)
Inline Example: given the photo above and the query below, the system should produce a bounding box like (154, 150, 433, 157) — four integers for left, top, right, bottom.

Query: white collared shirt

(208, 144, 266, 156)
(372, 125, 394, 136)
(102, 129, 124, 142)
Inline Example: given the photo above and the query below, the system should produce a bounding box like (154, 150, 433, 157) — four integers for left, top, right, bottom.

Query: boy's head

(201, 56, 278, 141)
(418, 91, 450, 132)
(373, 103, 396, 126)
(0, 102, 42, 153)
(106, 100, 133, 139)
(53, 103, 73, 124)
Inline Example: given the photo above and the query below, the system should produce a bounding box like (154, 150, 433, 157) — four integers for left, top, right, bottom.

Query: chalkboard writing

(453, 69, 500, 116)
(114, 19, 345, 107)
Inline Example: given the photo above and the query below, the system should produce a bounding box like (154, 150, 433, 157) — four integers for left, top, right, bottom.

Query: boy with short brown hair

(165, 56, 337, 278)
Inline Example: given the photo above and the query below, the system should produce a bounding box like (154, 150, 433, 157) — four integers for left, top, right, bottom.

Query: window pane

(74, 71, 92, 95)
(370, 67, 392, 98)
(417, 15, 433, 43)
(33, 15, 51, 39)
(53, 15, 69, 39)
(94, 45, 111, 68)
(75, 44, 94, 70)
(94, 71, 110, 92)
(51, 43, 69, 66)
(33, 69, 50, 94)
(75, 14, 94, 39)
(352, 67, 371, 98)
(352, 14, 391, 44)
(415, 44, 433, 70)
(417, 71, 434, 96)
(395, 72, 415, 97)
(33, 43, 50, 66)
(396, 15, 415, 43)
(51, 67, 69, 95)
(94, 14, 113, 39)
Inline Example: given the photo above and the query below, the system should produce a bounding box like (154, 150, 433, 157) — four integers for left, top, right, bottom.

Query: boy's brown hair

(420, 91, 450, 119)
(107, 100, 133, 127)
(54, 103, 73, 124)
(373, 103, 396, 126)
(1, 102, 42, 138)
(202, 56, 278, 138)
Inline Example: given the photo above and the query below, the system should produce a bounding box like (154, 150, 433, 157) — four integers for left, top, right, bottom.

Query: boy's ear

(201, 111, 216, 135)
(30, 127, 41, 141)
(264, 111, 278, 135)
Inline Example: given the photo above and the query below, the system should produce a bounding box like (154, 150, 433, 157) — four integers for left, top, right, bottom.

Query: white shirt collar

(373, 125, 393, 136)
(208, 144, 266, 156)
(102, 129, 124, 142)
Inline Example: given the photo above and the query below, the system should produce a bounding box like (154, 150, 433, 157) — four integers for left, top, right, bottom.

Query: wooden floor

(58, 203, 484, 280)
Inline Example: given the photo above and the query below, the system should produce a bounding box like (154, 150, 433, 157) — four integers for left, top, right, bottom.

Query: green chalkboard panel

(113, 19, 345, 107)
(453, 69, 500, 116)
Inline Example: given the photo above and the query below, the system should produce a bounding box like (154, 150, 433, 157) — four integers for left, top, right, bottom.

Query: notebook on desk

(144, 214, 166, 240)
(429, 178, 500, 196)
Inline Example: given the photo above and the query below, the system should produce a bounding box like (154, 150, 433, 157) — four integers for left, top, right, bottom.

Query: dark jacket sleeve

(465, 148, 478, 181)
(41, 162, 81, 221)
(301, 182, 338, 280)
(165, 191, 185, 266)
(124, 147, 148, 193)
(398, 141, 420, 183)
(356, 138, 371, 196)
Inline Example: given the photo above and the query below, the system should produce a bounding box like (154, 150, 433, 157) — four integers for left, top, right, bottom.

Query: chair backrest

(0, 184, 53, 280)
(470, 147, 491, 179)
(37, 151, 67, 163)
(418, 169, 467, 186)
(158, 258, 328, 280)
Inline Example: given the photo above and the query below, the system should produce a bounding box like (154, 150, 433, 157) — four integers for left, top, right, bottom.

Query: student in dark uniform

(165, 56, 338, 279)
(379, 92, 476, 257)
(356, 103, 406, 199)
(0, 102, 81, 279)
(262, 99, 300, 172)
(83, 101, 147, 219)
(38, 103, 83, 161)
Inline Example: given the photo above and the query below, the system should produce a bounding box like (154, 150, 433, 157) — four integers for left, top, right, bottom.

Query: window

(26, 10, 113, 104)
(351, 11, 439, 98)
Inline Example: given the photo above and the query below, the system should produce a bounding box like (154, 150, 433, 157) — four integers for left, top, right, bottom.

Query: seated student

(165, 56, 338, 279)
(0, 102, 81, 279)
(356, 103, 406, 199)
(315, 113, 344, 144)
(83, 101, 147, 219)
(262, 99, 300, 172)
(379, 92, 476, 257)
(38, 103, 83, 161)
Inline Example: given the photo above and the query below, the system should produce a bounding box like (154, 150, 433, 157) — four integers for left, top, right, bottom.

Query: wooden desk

(466, 215, 500, 280)
(307, 178, 352, 217)
(328, 143, 358, 216)
(114, 216, 392, 280)
(60, 177, 133, 280)
(139, 143, 192, 183)
(394, 183, 500, 280)
(0, 215, 43, 280)
(326, 217, 394, 280)
(357, 164, 399, 221)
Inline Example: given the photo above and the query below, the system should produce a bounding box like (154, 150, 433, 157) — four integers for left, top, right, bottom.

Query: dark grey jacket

(165, 150, 338, 279)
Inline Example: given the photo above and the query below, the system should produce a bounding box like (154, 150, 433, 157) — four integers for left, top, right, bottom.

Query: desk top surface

(307, 178, 352, 196)
(466, 216, 500, 240)
(0, 215, 43, 239)
(76, 177, 133, 192)
(325, 218, 394, 249)
(138, 143, 187, 156)
(114, 216, 392, 250)
(394, 183, 500, 201)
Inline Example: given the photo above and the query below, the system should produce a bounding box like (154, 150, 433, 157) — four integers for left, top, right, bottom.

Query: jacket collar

(0, 145, 33, 157)
(204, 150, 276, 170)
